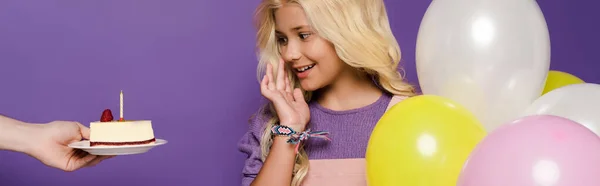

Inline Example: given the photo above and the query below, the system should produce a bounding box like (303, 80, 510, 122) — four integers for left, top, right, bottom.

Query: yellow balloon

(543, 70, 584, 95)
(366, 95, 486, 186)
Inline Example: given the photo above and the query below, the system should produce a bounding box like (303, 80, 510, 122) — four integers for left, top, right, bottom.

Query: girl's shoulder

(385, 95, 409, 111)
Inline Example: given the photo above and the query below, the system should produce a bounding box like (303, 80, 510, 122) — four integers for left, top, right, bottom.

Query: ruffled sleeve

(238, 109, 270, 186)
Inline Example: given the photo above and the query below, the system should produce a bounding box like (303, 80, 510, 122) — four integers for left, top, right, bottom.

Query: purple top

(237, 93, 393, 185)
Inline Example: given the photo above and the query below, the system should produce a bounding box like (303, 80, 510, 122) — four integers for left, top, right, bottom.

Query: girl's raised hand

(260, 59, 310, 132)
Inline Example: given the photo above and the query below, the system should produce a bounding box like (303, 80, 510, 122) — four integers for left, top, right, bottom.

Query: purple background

(0, 0, 597, 185)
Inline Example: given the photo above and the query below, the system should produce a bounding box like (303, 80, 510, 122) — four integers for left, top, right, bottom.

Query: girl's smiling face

(274, 4, 354, 91)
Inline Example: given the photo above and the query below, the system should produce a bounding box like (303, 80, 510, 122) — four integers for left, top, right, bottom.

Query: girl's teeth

(297, 65, 314, 72)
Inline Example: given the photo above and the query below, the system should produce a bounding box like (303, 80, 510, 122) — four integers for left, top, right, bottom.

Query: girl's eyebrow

(275, 25, 310, 34)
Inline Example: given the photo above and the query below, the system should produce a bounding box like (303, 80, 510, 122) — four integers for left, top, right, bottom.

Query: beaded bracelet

(271, 125, 330, 154)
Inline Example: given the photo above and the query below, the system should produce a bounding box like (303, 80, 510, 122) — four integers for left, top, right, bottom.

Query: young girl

(238, 0, 416, 185)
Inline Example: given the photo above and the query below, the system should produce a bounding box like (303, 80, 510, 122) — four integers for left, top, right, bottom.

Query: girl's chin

(299, 80, 323, 92)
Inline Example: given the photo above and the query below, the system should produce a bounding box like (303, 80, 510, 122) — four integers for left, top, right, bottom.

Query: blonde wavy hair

(252, 0, 416, 185)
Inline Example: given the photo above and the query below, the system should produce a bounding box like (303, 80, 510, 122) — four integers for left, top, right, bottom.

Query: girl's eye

(299, 33, 311, 40)
(277, 37, 287, 45)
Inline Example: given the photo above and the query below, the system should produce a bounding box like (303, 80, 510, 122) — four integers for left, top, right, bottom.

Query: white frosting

(90, 120, 154, 143)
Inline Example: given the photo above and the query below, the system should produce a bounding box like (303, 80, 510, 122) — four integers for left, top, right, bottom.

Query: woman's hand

(260, 59, 310, 132)
(25, 121, 115, 171)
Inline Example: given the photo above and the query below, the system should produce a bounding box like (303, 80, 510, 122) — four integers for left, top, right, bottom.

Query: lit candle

(119, 90, 124, 121)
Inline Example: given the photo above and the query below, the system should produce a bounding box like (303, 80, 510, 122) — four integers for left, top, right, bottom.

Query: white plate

(68, 139, 167, 155)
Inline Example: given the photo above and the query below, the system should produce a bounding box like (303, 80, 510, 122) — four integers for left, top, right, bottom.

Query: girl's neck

(315, 69, 384, 111)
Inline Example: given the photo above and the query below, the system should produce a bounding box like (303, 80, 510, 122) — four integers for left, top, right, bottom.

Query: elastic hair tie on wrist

(271, 125, 330, 154)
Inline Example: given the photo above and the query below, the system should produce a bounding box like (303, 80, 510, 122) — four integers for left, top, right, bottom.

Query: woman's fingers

(276, 59, 286, 91)
(85, 155, 115, 168)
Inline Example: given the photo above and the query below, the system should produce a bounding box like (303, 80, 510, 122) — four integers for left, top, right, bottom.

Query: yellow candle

(120, 90, 124, 120)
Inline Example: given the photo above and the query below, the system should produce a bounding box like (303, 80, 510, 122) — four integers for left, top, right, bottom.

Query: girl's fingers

(285, 92, 294, 102)
(292, 88, 305, 103)
(285, 75, 291, 93)
(276, 59, 286, 91)
(266, 63, 275, 90)
(260, 75, 271, 98)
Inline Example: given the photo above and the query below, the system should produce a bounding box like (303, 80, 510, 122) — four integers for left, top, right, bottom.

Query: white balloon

(523, 83, 600, 135)
(416, 0, 551, 132)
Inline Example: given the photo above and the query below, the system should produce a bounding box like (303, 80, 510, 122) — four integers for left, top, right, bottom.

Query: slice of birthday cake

(89, 109, 156, 147)
(89, 91, 155, 147)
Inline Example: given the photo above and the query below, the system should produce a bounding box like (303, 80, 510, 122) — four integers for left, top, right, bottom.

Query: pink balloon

(457, 115, 600, 186)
